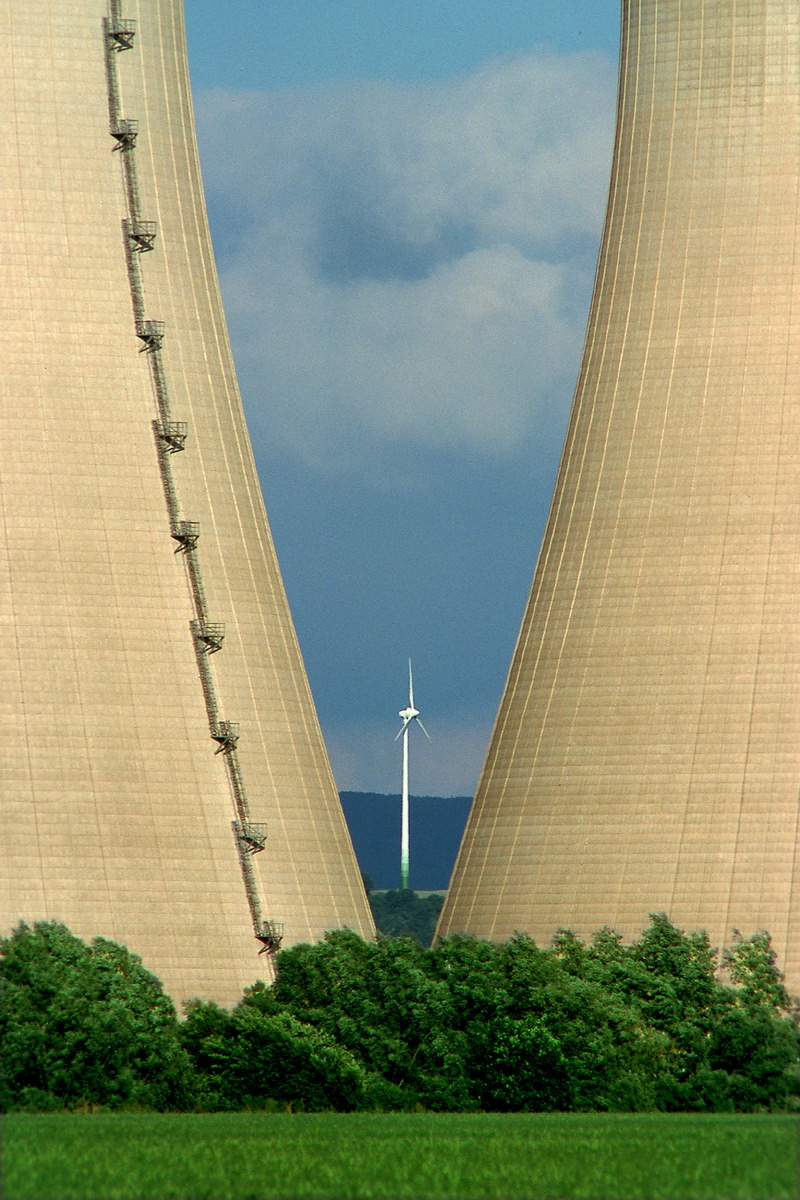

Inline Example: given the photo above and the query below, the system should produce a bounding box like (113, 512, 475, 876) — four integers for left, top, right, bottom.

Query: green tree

(181, 1000, 367, 1111)
(272, 929, 470, 1109)
(473, 1015, 570, 1111)
(0, 922, 192, 1112)
(438, 931, 672, 1112)
(708, 1005, 799, 1110)
(6, 916, 796, 1116)
(724, 930, 791, 1012)
(368, 888, 444, 945)
(553, 916, 800, 1112)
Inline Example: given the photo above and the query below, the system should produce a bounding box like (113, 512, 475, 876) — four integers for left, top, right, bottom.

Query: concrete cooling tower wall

(0, 0, 373, 1006)
(439, 0, 800, 993)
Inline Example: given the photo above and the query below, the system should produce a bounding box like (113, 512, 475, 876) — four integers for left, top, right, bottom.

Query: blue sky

(183, 2, 620, 795)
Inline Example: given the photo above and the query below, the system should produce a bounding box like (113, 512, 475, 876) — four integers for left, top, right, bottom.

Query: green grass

(2, 1112, 797, 1200)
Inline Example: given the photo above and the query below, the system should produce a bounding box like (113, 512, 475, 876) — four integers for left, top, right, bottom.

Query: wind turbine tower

(396, 661, 429, 890)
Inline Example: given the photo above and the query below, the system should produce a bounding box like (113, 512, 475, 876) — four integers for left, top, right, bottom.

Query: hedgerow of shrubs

(1, 915, 797, 1113)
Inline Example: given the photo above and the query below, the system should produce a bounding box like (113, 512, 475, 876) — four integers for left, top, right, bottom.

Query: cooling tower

(439, 0, 800, 990)
(0, 0, 373, 1006)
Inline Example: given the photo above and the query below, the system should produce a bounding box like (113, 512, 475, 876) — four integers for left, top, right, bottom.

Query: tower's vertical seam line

(721, 0, 784, 950)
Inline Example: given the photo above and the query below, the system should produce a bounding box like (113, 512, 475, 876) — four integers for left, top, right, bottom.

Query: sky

(183, 2, 621, 797)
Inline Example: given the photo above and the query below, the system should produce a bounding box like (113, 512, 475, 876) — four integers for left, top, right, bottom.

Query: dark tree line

(364, 877, 443, 945)
(2, 916, 798, 1114)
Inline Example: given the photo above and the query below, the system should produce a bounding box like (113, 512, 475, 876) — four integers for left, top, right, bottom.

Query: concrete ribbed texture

(0, 0, 373, 1006)
(439, 0, 800, 992)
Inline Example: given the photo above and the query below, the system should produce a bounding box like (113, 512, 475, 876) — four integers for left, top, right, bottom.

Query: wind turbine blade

(395, 718, 411, 741)
(415, 717, 431, 740)
(408, 658, 414, 710)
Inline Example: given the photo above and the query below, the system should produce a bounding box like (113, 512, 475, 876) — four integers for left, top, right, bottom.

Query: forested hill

(339, 793, 471, 891)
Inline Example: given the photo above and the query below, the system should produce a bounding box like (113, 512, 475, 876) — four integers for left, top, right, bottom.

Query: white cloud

(195, 48, 615, 471)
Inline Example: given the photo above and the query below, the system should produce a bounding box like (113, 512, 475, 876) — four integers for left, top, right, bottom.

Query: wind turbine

(395, 659, 430, 890)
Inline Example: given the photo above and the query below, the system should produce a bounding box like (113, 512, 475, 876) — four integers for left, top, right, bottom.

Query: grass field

(2, 1111, 797, 1200)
